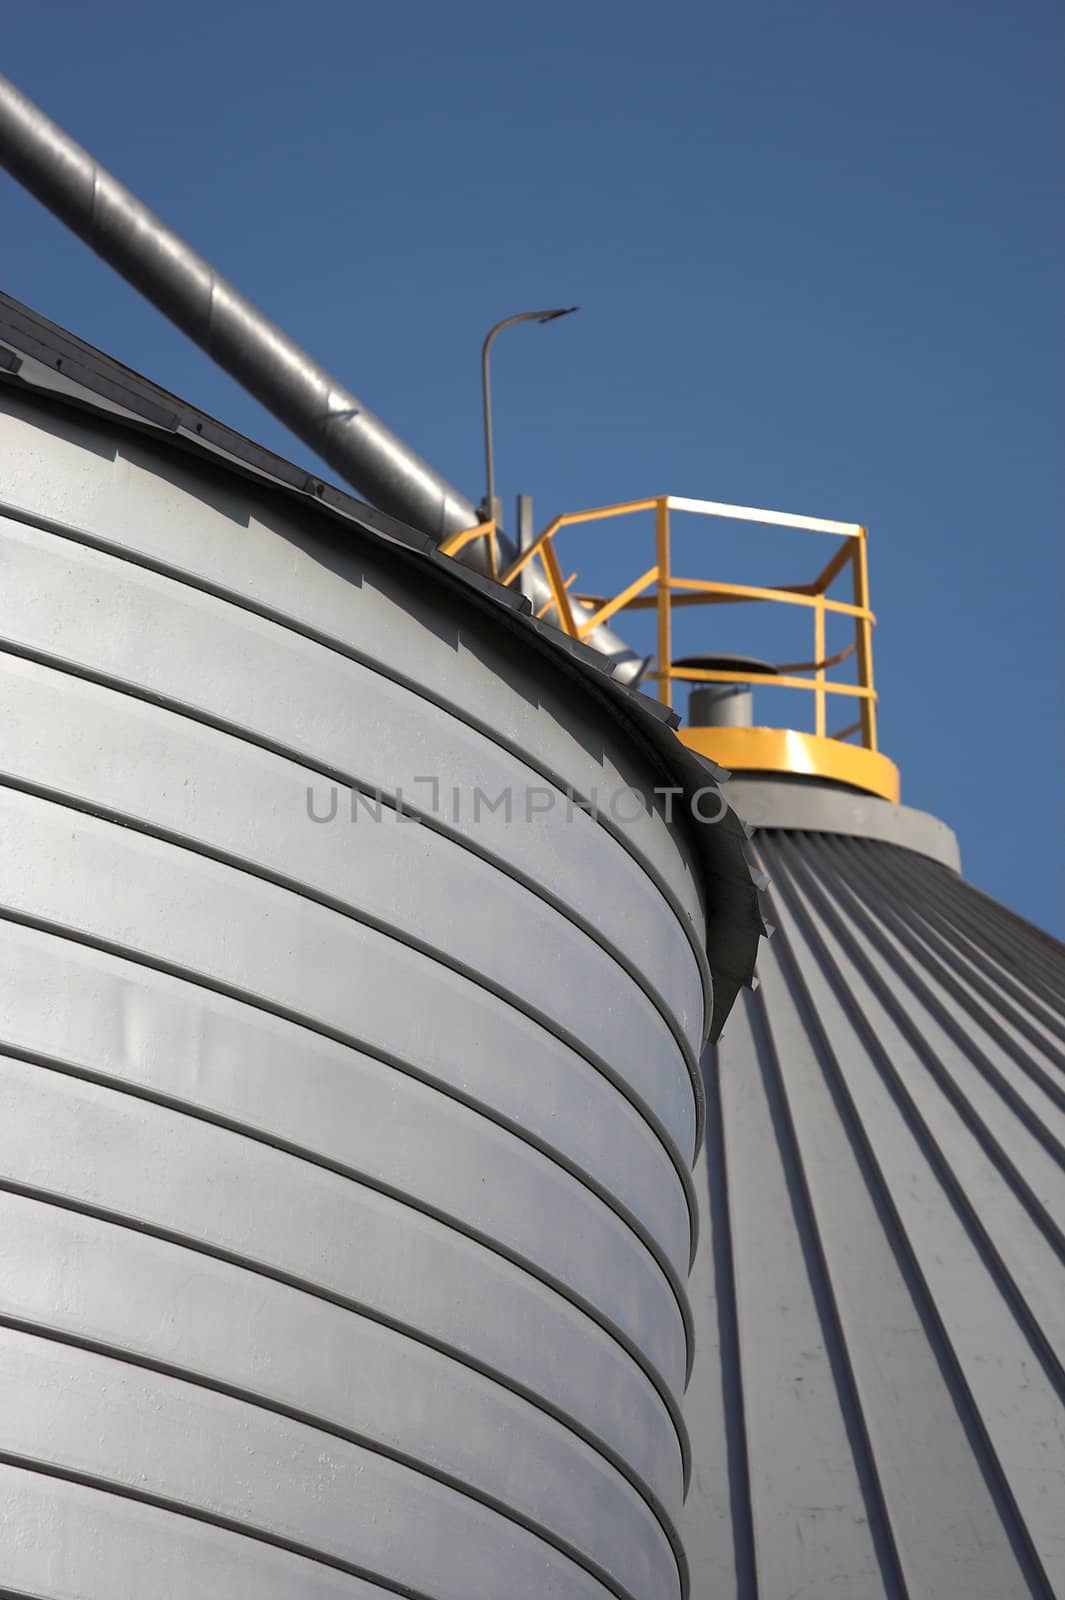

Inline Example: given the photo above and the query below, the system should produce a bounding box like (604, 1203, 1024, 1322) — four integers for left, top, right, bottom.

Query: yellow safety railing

(438, 494, 879, 752)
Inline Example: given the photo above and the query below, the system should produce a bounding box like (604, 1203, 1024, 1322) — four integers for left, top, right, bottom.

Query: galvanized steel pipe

(0, 73, 641, 678)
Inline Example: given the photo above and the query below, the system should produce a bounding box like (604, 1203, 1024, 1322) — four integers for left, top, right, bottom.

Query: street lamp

(480, 307, 579, 527)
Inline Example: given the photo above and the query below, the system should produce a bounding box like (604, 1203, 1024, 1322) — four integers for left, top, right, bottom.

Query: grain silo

(3, 68, 1064, 1600)
(0, 76, 767, 1600)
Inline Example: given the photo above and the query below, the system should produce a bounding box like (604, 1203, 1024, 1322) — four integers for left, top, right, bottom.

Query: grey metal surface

(0, 1465, 397, 1600)
(683, 826, 1065, 1599)
(0, 73, 641, 677)
(0, 292, 766, 1040)
(0, 378, 737, 1598)
(724, 775, 962, 871)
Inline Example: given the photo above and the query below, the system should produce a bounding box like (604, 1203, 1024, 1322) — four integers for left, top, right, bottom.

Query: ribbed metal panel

(0, 382, 724, 1600)
(684, 826, 1065, 1600)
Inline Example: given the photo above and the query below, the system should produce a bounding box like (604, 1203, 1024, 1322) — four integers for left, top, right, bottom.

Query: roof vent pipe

(0, 73, 642, 680)
(678, 654, 779, 728)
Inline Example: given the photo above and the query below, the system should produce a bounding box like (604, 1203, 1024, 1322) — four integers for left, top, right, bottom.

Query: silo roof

(684, 788, 1065, 1598)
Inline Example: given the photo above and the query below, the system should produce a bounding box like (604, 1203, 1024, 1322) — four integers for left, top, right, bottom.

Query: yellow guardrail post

(852, 528, 877, 751)
(539, 536, 579, 637)
(814, 595, 826, 739)
(655, 497, 672, 708)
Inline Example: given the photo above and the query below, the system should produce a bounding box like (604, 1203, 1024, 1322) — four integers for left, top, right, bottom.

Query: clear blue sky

(3, 0, 1062, 932)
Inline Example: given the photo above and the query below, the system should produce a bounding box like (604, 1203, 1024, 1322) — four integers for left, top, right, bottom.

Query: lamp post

(480, 307, 579, 526)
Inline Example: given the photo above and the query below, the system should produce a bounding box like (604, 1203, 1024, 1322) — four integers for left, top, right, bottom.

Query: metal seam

(0, 513, 709, 1186)
(763, 834, 1056, 1599)
(0, 490, 715, 1034)
(0, 1173, 686, 1559)
(0, 647, 704, 1209)
(790, 838, 1065, 1278)
(826, 837, 1065, 1142)
(0, 643, 702, 1241)
(0, 1021, 691, 1425)
(747, 863, 912, 1598)
(0, 775, 698, 1307)
(698, 1045, 759, 1597)
(849, 837, 1065, 1078)
(884, 848, 1065, 1049)
(0, 1449, 434, 1600)
(0, 930, 694, 1482)
(0, 1315, 664, 1600)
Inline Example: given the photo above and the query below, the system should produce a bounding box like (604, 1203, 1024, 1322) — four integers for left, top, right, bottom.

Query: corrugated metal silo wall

(682, 827, 1065, 1600)
(0, 387, 711, 1600)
